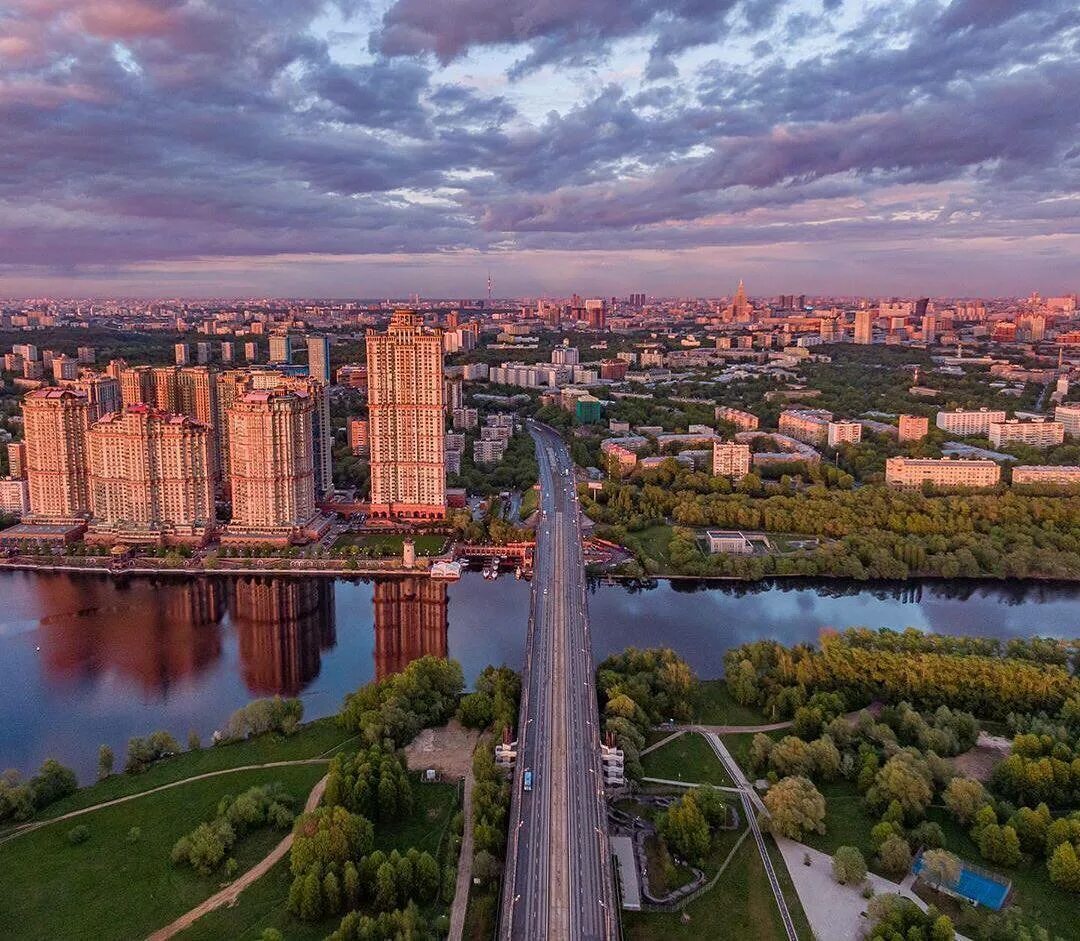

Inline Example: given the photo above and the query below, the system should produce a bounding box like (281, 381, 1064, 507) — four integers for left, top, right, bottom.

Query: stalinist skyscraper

(365, 310, 446, 519)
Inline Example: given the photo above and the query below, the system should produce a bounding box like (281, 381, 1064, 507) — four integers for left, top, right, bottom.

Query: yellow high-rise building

(21, 388, 91, 520)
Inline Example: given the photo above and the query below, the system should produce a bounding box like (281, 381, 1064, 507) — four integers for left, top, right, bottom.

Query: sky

(1, 0, 1078, 298)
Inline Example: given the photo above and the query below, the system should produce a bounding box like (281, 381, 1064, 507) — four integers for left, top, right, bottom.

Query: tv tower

(486, 270, 493, 308)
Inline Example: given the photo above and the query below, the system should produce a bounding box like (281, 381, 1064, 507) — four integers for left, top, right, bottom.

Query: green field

(623, 826, 809, 941)
(719, 729, 786, 775)
(519, 487, 539, 520)
(332, 533, 448, 555)
(0, 764, 326, 941)
(177, 778, 460, 941)
(620, 525, 675, 569)
(641, 733, 733, 787)
(695, 679, 770, 726)
(20, 718, 354, 824)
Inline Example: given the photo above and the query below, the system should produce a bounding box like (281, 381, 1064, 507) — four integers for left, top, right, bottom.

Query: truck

(523, 768, 533, 792)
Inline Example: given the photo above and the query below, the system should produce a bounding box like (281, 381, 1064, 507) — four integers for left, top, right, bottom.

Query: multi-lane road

(499, 421, 616, 941)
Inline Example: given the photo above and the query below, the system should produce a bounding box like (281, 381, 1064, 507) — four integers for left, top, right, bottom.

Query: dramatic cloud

(0, 0, 1078, 294)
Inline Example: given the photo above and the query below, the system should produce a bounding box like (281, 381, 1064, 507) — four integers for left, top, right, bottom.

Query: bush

(125, 731, 181, 774)
(67, 824, 90, 845)
(763, 776, 826, 840)
(222, 697, 303, 741)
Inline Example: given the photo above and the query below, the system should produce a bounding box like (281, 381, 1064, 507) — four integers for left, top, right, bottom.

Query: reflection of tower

(40, 576, 225, 694)
(372, 577, 449, 681)
(231, 578, 336, 695)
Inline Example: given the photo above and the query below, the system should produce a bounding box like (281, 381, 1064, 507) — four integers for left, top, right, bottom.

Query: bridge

(499, 421, 616, 940)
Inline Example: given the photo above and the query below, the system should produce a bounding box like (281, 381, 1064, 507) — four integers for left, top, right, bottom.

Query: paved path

(447, 763, 477, 941)
(639, 729, 686, 756)
(773, 837, 972, 941)
(640, 777, 742, 794)
(0, 759, 330, 848)
(146, 773, 329, 941)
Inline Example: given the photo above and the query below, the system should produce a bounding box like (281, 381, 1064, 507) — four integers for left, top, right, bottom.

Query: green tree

(977, 823, 1021, 867)
(920, 849, 961, 891)
(415, 851, 440, 900)
(877, 834, 913, 878)
(375, 862, 398, 912)
(832, 846, 867, 885)
(1047, 841, 1080, 892)
(97, 745, 114, 781)
(943, 777, 987, 825)
(659, 794, 711, 863)
(299, 870, 323, 921)
(763, 776, 826, 839)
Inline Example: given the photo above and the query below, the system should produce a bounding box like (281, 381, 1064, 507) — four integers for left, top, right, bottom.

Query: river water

(1, 570, 1078, 780)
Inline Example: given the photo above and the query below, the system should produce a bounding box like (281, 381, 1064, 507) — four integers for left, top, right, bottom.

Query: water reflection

(372, 578, 449, 681)
(39, 577, 225, 695)
(232, 578, 337, 696)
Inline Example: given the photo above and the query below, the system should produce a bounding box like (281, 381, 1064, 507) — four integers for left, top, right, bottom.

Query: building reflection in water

(372, 577, 449, 680)
(39, 576, 225, 695)
(231, 577, 337, 696)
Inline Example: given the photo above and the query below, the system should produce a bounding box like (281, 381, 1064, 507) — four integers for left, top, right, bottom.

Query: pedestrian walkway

(640, 776, 742, 793)
(447, 761, 477, 941)
(640, 729, 686, 756)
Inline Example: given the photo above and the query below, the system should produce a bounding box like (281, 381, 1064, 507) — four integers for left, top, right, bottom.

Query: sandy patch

(950, 731, 1012, 782)
(403, 719, 480, 780)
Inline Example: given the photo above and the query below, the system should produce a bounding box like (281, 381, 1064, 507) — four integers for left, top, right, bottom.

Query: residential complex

(1054, 403, 1080, 437)
(885, 456, 1001, 489)
(988, 418, 1065, 450)
(1012, 465, 1080, 486)
(779, 408, 862, 448)
(22, 388, 91, 520)
(935, 408, 1006, 436)
(712, 440, 751, 479)
(365, 310, 447, 519)
(898, 414, 929, 442)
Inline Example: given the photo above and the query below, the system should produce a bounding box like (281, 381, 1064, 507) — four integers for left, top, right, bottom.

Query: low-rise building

(885, 456, 1001, 489)
(1012, 465, 1080, 486)
(1053, 403, 1080, 437)
(715, 405, 760, 431)
(827, 420, 863, 448)
(704, 530, 754, 554)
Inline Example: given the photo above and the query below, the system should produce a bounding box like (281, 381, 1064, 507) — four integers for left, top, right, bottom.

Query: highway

(499, 420, 616, 941)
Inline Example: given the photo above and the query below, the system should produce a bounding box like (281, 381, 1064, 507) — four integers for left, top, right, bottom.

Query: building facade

(988, 419, 1065, 450)
(898, 414, 930, 442)
(1012, 465, 1080, 486)
(22, 388, 91, 520)
(935, 408, 1007, 437)
(365, 311, 446, 519)
(885, 456, 1001, 489)
(712, 440, 751, 479)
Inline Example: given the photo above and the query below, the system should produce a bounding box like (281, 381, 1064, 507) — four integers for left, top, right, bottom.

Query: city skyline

(2, 0, 1078, 297)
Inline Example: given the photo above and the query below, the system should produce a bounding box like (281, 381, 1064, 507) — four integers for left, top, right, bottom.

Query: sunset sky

(2, 0, 1078, 297)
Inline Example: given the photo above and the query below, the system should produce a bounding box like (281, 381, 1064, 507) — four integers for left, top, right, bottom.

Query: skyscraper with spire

(729, 280, 753, 322)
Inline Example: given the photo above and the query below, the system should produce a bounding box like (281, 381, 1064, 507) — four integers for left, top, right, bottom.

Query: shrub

(67, 824, 90, 845)
(832, 846, 867, 885)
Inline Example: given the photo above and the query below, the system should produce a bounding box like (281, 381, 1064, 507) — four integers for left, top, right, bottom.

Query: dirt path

(0, 759, 329, 848)
(447, 761, 476, 941)
(639, 729, 686, 755)
(146, 774, 328, 941)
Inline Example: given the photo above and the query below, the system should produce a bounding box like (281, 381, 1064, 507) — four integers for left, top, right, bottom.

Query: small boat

(429, 560, 463, 581)
(482, 559, 500, 580)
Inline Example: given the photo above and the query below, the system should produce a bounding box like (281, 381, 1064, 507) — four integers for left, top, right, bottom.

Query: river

(1, 570, 1078, 780)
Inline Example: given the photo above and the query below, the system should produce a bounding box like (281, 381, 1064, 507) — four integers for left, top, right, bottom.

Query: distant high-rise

(227, 388, 316, 536)
(22, 388, 91, 520)
(730, 280, 752, 322)
(854, 309, 874, 345)
(87, 405, 215, 542)
(269, 334, 293, 364)
(922, 314, 937, 344)
(307, 335, 330, 384)
(69, 373, 121, 421)
(366, 310, 446, 519)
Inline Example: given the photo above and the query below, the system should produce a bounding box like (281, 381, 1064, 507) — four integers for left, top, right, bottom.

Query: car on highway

(523, 768, 533, 791)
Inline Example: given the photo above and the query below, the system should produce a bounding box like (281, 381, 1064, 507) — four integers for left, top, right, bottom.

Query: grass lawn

(177, 776, 460, 941)
(642, 732, 733, 787)
(519, 486, 539, 520)
(620, 525, 675, 569)
(696, 679, 769, 726)
(720, 729, 786, 776)
(623, 828, 794, 941)
(28, 718, 353, 823)
(644, 832, 696, 897)
(800, 779, 879, 863)
(0, 764, 326, 941)
(332, 533, 447, 555)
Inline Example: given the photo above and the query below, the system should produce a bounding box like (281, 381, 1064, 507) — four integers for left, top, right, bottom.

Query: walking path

(447, 764, 477, 941)
(639, 729, 686, 756)
(146, 773, 329, 941)
(640, 777, 742, 794)
(0, 758, 331, 848)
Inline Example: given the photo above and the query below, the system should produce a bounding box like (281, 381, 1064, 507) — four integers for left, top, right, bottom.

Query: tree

(832, 846, 867, 885)
(728, 659, 759, 706)
(808, 736, 841, 781)
(457, 692, 494, 729)
(977, 823, 1021, 867)
(877, 834, 913, 878)
(1047, 841, 1080, 892)
(415, 851, 440, 900)
(374, 861, 398, 911)
(290, 806, 374, 877)
(323, 870, 342, 915)
(97, 745, 114, 781)
(943, 777, 987, 825)
(873, 752, 933, 819)
(299, 869, 323, 921)
(30, 759, 78, 809)
(748, 733, 773, 773)
(763, 776, 826, 840)
(920, 849, 961, 891)
(472, 849, 502, 885)
(768, 736, 813, 778)
(342, 860, 361, 909)
(660, 794, 710, 863)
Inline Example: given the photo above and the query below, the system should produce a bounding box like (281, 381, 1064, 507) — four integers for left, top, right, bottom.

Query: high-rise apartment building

(226, 388, 317, 537)
(366, 310, 446, 519)
(854, 309, 874, 344)
(307, 335, 330, 384)
(898, 414, 929, 442)
(69, 373, 121, 421)
(712, 440, 751, 479)
(269, 334, 293, 364)
(988, 419, 1065, 450)
(86, 406, 215, 543)
(174, 343, 190, 366)
(21, 388, 91, 519)
(119, 365, 152, 407)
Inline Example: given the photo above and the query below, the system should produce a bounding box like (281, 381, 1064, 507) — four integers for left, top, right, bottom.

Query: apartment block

(1054, 403, 1080, 437)
(1012, 465, 1080, 486)
(712, 440, 751, 479)
(21, 388, 91, 520)
(885, 456, 1001, 489)
(988, 419, 1064, 450)
(827, 421, 863, 448)
(935, 408, 1006, 437)
(898, 414, 929, 442)
(715, 406, 759, 431)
